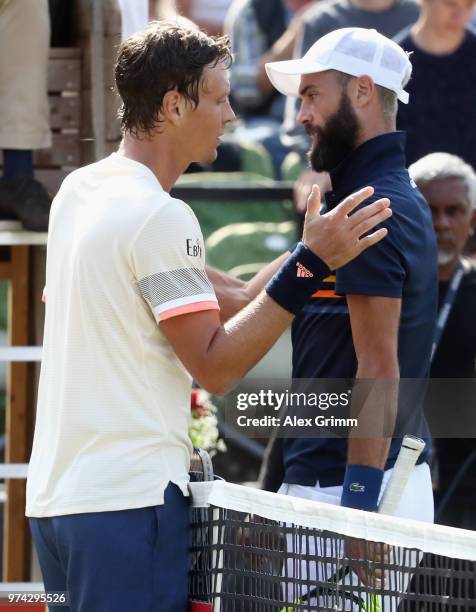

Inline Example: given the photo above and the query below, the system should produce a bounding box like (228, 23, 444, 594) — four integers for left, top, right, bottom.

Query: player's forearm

(243, 253, 290, 300)
(347, 362, 400, 469)
(341, 364, 399, 511)
(206, 265, 250, 322)
(200, 291, 293, 394)
(206, 253, 290, 321)
(347, 437, 393, 470)
(198, 247, 328, 393)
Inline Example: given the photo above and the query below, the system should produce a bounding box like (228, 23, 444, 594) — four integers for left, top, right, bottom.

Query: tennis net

(188, 480, 476, 611)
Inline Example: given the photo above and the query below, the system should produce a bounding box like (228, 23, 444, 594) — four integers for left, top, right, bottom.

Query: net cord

(189, 480, 476, 562)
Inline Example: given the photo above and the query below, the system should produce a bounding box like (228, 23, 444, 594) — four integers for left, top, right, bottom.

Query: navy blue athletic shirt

(283, 132, 438, 487)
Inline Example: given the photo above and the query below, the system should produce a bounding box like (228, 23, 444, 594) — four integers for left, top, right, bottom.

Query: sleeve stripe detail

(160, 301, 220, 321)
(138, 268, 214, 308)
(312, 289, 342, 299)
(153, 293, 218, 314)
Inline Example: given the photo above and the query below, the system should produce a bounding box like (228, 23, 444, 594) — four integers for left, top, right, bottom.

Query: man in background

(396, 0, 476, 169)
(410, 152, 476, 530)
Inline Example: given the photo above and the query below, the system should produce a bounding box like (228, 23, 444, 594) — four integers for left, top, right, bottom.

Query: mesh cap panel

(334, 31, 377, 63)
(381, 45, 408, 74)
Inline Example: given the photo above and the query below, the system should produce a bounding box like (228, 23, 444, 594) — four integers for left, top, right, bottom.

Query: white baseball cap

(265, 27, 412, 103)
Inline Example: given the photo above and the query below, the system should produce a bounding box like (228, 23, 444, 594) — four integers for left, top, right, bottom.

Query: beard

(437, 250, 456, 266)
(436, 232, 457, 266)
(308, 91, 360, 173)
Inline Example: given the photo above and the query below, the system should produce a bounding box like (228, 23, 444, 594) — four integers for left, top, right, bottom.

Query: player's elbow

(193, 372, 237, 397)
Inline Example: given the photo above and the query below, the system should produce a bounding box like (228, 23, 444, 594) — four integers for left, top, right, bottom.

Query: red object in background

(191, 389, 200, 408)
(191, 389, 208, 417)
(190, 389, 201, 410)
(189, 601, 213, 612)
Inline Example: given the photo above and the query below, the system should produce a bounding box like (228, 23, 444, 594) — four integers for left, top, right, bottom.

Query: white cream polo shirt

(26, 153, 219, 517)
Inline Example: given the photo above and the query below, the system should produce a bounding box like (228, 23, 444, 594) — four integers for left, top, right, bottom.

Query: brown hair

(115, 21, 232, 137)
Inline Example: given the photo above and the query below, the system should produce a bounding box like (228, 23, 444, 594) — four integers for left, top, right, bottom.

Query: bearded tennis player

(258, 27, 438, 608)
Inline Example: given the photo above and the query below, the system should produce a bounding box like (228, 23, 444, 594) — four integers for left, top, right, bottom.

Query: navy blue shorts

(29, 482, 191, 612)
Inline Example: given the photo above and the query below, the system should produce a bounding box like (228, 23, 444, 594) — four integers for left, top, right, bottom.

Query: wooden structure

(35, 48, 81, 196)
(0, 45, 81, 583)
(2, 235, 45, 582)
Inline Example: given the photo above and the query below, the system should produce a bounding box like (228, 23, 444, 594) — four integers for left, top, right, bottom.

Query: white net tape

(189, 480, 476, 562)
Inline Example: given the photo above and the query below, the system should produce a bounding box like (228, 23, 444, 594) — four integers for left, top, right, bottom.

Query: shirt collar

(110, 152, 164, 191)
(326, 132, 407, 208)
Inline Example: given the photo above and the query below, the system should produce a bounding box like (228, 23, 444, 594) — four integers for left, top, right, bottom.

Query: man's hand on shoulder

(302, 184, 392, 270)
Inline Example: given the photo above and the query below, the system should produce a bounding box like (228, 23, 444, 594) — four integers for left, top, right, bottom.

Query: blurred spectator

(0, 0, 51, 232)
(226, 0, 316, 177)
(175, 0, 233, 35)
(118, 0, 178, 39)
(410, 152, 476, 530)
(395, 0, 476, 169)
(284, 0, 420, 213)
(118, 0, 150, 39)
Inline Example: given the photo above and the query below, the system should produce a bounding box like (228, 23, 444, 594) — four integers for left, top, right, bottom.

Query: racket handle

(378, 435, 426, 516)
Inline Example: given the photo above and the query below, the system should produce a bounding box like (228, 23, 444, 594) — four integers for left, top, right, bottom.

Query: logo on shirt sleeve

(186, 238, 203, 258)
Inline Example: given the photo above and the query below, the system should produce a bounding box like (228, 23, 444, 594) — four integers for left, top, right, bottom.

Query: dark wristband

(340, 464, 384, 512)
(265, 242, 330, 314)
